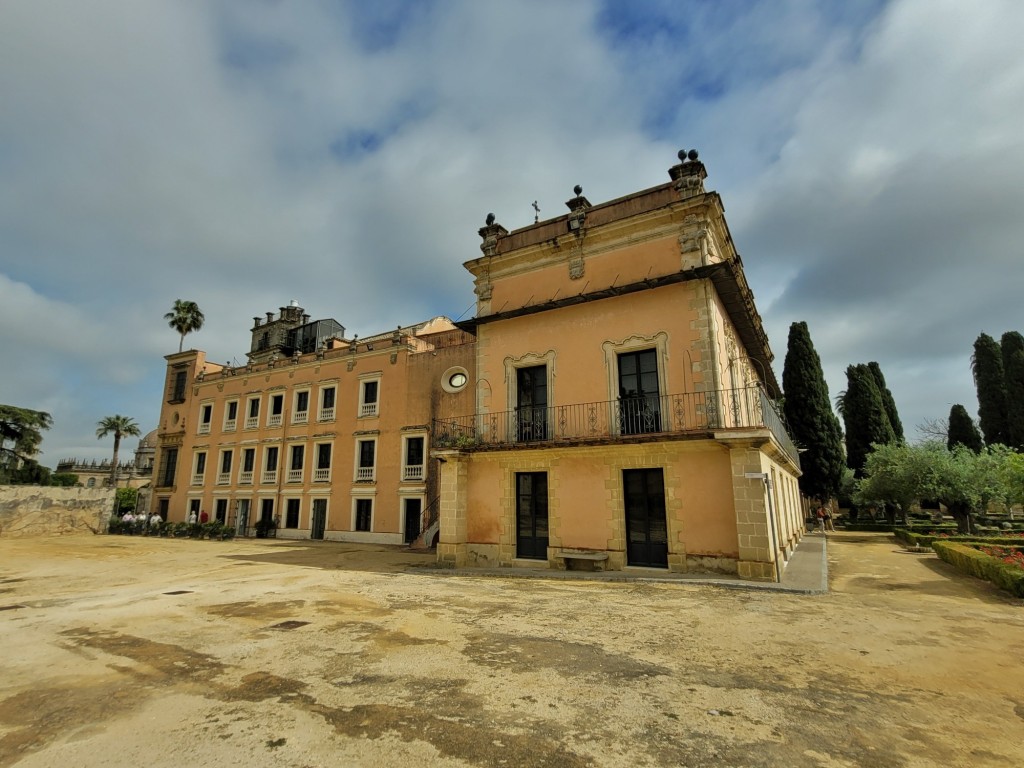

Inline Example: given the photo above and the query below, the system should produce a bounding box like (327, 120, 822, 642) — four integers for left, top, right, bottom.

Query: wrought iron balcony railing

(432, 386, 800, 469)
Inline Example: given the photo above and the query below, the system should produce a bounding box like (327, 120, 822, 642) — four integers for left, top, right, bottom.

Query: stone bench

(556, 549, 610, 571)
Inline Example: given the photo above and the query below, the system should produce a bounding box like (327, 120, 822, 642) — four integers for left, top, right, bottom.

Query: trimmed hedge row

(894, 529, 1024, 548)
(931, 541, 1024, 597)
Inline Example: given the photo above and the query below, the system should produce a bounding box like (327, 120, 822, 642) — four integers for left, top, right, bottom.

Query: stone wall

(0, 486, 115, 538)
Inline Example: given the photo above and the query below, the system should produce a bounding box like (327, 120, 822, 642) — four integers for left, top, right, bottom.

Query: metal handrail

(432, 386, 800, 469)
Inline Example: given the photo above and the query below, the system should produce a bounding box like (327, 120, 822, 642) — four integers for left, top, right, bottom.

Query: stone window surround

(502, 349, 556, 414)
(601, 331, 670, 403)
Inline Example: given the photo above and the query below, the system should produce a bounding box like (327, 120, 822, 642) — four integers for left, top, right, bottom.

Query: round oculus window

(448, 372, 468, 389)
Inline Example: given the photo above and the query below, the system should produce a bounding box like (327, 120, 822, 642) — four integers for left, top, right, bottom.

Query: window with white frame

(293, 390, 310, 424)
(245, 397, 260, 429)
(402, 435, 425, 481)
(262, 445, 279, 484)
(319, 385, 336, 421)
(224, 400, 238, 431)
(268, 393, 284, 427)
(240, 447, 255, 484)
(359, 378, 380, 417)
(218, 450, 233, 485)
(314, 442, 332, 482)
(288, 444, 304, 483)
(192, 451, 207, 485)
(355, 438, 376, 482)
(214, 497, 229, 524)
(354, 498, 373, 532)
(198, 403, 213, 434)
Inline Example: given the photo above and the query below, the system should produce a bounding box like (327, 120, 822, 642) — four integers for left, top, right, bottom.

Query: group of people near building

(120, 512, 164, 530)
(814, 505, 835, 532)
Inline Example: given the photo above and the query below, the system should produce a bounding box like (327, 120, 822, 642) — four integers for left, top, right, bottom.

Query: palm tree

(96, 415, 141, 487)
(164, 299, 205, 352)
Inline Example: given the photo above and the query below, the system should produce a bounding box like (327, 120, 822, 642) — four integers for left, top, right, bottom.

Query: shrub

(895, 528, 1024, 548)
(932, 541, 1024, 597)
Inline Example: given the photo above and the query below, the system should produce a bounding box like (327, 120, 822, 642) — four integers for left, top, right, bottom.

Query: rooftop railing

(432, 386, 800, 469)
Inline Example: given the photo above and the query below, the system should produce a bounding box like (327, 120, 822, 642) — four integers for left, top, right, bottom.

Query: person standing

(816, 505, 826, 533)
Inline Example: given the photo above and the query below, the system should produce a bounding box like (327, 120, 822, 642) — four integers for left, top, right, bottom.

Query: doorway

(618, 349, 661, 435)
(311, 498, 327, 540)
(516, 472, 549, 559)
(516, 366, 547, 441)
(623, 468, 668, 567)
(403, 498, 422, 544)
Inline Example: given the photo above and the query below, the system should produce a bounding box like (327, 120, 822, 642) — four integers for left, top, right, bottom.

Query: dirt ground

(0, 532, 1021, 768)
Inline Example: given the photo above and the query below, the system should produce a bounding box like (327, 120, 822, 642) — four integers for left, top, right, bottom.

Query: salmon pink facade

(434, 152, 802, 580)
(151, 151, 802, 581)
(152, 314, 474, 545)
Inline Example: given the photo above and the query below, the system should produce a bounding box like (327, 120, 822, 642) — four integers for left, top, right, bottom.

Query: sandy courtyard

(1, 532, 1022, 768)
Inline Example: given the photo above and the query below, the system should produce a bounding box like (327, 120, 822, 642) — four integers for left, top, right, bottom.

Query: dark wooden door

(623, 468, 668, 567)
(311, 499, 326, 540)
(516, 472, 549, 560)
(404, 498, 422, 544)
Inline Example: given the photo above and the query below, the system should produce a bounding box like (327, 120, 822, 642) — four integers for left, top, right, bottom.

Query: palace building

(152, 314, 474, 545)
(433, 151, 802, 580)
(151, 150, 802, 580)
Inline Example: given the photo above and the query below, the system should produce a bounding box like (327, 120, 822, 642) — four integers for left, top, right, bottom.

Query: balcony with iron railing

(431, 386, 800, 469)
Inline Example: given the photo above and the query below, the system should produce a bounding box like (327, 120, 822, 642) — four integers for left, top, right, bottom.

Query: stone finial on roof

(669, 148, 707, 199)
(478, 213, 508, 257)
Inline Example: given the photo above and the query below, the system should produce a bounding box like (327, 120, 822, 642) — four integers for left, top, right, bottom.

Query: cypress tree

(947, 404, 983, 453)
(867, 362, 904, 442)
(972, 333, 1008, 445)
(841, 364, 896, 477)
(1001, 331, 1024, 450)
(782, 322, 845, 501)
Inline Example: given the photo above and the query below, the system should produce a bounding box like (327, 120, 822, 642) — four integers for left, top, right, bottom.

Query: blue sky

(2, 0, 1023, 464)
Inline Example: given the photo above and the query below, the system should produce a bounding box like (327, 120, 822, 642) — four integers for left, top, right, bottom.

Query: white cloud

(1, 0, 1022, 462)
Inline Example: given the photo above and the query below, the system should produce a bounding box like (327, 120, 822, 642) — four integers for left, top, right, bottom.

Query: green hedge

(931, 541, 1024, 597)
(894, 529, 1024, 548)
